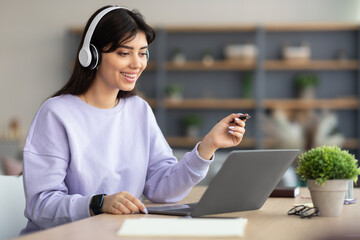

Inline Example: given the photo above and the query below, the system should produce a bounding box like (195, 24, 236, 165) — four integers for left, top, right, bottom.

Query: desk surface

(15, 187, 360, 240)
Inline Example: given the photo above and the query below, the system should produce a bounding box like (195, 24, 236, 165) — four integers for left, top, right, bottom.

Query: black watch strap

(90, 194, 106, 215)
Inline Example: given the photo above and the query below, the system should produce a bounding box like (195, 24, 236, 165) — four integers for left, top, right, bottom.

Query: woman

(21, 6, 246, 234)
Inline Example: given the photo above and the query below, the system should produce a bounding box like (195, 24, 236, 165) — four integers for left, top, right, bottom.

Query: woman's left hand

(198, 113, 247, 160)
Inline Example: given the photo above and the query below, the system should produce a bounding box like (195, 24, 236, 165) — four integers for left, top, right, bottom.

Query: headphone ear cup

(146, 49, 149, 61)
(88, 44, 101, 70)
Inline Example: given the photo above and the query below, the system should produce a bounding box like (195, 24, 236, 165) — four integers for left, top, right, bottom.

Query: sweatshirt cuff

(72, 195, 93, 221)
(185, 142, 214, 174)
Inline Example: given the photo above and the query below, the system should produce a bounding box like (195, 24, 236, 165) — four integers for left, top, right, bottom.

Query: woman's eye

(140, 52, 148, 57)
(118, 52, 130, 56)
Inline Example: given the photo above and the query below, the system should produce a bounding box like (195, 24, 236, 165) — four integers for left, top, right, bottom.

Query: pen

(230, 114, 251, 123)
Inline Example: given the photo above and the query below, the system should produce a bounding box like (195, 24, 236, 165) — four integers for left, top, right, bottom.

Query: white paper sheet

(117, 217, 248, 237)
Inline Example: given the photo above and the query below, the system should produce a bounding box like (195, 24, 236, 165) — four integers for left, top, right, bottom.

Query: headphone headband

(79, 6, 130, 68)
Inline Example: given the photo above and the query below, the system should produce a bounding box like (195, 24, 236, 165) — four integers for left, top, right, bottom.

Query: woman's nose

(129, 55, 142, 69)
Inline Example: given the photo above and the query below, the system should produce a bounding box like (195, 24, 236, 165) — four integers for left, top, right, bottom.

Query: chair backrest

(0, 175, 27, 240)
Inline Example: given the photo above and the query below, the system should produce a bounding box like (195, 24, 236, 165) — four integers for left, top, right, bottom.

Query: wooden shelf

(151, 60, 359, 71)
(165, 98, 255, 109)
(265, 138, 358, 150)
(145, 62, 156, 71)
(265, 60, 359, 70)
(71, 23, 360, 35)
(70, 23, 359, 34)
(166, 60, 255, 71)
(264, 23, 360, 32)
(264, 98, 358, 110)
(145, 98, 358, 110)
(144, 98, 156, 108)
(165, 60, 358, 71)
(343, 138, 359, 150)
(146, 98, 255, 110)
(163, 25, 257, 32)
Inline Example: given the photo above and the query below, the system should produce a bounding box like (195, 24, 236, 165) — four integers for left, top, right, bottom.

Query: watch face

(90, 194, 104, 209)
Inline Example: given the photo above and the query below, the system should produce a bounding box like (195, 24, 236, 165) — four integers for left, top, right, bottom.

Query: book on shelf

(270, 186, 300, 198)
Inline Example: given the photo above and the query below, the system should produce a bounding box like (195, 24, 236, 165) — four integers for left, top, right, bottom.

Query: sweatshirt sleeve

(143, 105, 214, 203)
(22, 102, 91, 230)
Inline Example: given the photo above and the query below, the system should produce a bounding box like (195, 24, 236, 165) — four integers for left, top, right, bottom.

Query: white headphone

(78, 6, 129, 69)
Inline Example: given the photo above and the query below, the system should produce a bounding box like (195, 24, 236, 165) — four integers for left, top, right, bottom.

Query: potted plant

(182, 114, 203, 138)
(202, 49, 215, 67)
(296, 145, 360, 217)
(294, 74, 319, 99)
(172, 48, 186, 66)
(165, 83, 183, 102)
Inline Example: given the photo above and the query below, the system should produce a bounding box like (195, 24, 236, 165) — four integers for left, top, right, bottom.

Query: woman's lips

(121, 72, 137, 83)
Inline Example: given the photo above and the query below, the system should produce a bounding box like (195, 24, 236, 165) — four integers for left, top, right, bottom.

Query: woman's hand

(95, 191, 148, 215)
(198, 113, 247, 160)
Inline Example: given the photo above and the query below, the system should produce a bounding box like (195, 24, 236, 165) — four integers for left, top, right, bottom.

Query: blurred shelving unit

(70, 23, 360, 156)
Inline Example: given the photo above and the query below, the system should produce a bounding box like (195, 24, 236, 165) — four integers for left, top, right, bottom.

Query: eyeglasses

(287, 205, 319, 218)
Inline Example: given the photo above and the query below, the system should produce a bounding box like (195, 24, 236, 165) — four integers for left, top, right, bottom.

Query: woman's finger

(111, 205, 124, 215)
(228, 131, 244, 140)
(228, 126, 245, 134)
(116, 202, 133, 214)
(122, 192, 148, 214)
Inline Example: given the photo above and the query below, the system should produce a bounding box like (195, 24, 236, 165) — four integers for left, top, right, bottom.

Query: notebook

(147, 149, 300, 217)
(117, 218, 248, 237)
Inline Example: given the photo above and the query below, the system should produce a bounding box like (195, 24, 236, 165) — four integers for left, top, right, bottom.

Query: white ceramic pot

(308, 179, 348, 217)
(186, 126, 200, 138)
(298, 86, 316, 99)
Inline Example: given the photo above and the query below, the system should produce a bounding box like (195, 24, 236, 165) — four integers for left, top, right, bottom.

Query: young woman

(20, 6, 246, 234)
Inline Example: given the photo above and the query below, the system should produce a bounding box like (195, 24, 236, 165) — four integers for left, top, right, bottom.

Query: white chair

(0, 175, 27, 240)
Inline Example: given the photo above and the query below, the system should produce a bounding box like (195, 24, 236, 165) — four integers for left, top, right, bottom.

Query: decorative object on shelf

(165, 83, 183, 102)
(172, 48, 186, 66)
(296, 145, 360, 217)
(264, 109, 344, 151)
(263, 110, 305, 150)
(223, 43, 257, 64)
(283, 42, 311, 63)
(336, 48, 347, 62)
(242, 72, 253, 99)
(201, 49, 215, 67)
(312, 111, 344, 148)
(8, 118, 21, 140)
(182, 114, 203, 138)
(294, 73, 319, 99)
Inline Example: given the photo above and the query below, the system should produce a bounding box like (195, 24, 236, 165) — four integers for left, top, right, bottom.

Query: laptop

(147, 149, 300, 217)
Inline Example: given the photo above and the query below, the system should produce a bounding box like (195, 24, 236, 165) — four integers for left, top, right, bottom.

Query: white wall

(0, 0, 359, 140)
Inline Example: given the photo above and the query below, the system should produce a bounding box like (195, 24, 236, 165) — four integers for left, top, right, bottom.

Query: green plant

(296, 145, 360, 185)
(243, 72, 253, 98)
(182, 114, 203, 127)
(165, 83, 183, 96)
(295, 74, 319, 88)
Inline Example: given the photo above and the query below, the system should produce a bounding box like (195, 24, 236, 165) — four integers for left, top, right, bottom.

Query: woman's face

(96, 32, 148, 92)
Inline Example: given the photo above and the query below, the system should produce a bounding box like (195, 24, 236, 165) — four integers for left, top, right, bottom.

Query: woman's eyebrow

(118, 45, 148, 50)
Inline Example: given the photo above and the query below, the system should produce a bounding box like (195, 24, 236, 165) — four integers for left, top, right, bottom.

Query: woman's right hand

(98, 191, 148, 215)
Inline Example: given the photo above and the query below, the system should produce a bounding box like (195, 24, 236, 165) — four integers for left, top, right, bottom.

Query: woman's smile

(121, 72, 138, 83)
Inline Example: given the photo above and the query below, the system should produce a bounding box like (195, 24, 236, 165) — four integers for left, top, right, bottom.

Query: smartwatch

(90, 194, 106, 215)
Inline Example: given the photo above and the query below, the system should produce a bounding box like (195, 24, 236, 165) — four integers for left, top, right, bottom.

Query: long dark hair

(53, 6, 155, 99)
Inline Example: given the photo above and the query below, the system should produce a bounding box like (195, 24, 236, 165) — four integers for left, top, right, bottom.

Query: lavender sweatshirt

(21, 94, 213, 234)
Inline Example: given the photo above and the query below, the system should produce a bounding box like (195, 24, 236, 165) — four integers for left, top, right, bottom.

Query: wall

(0, 0, 359, 140)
